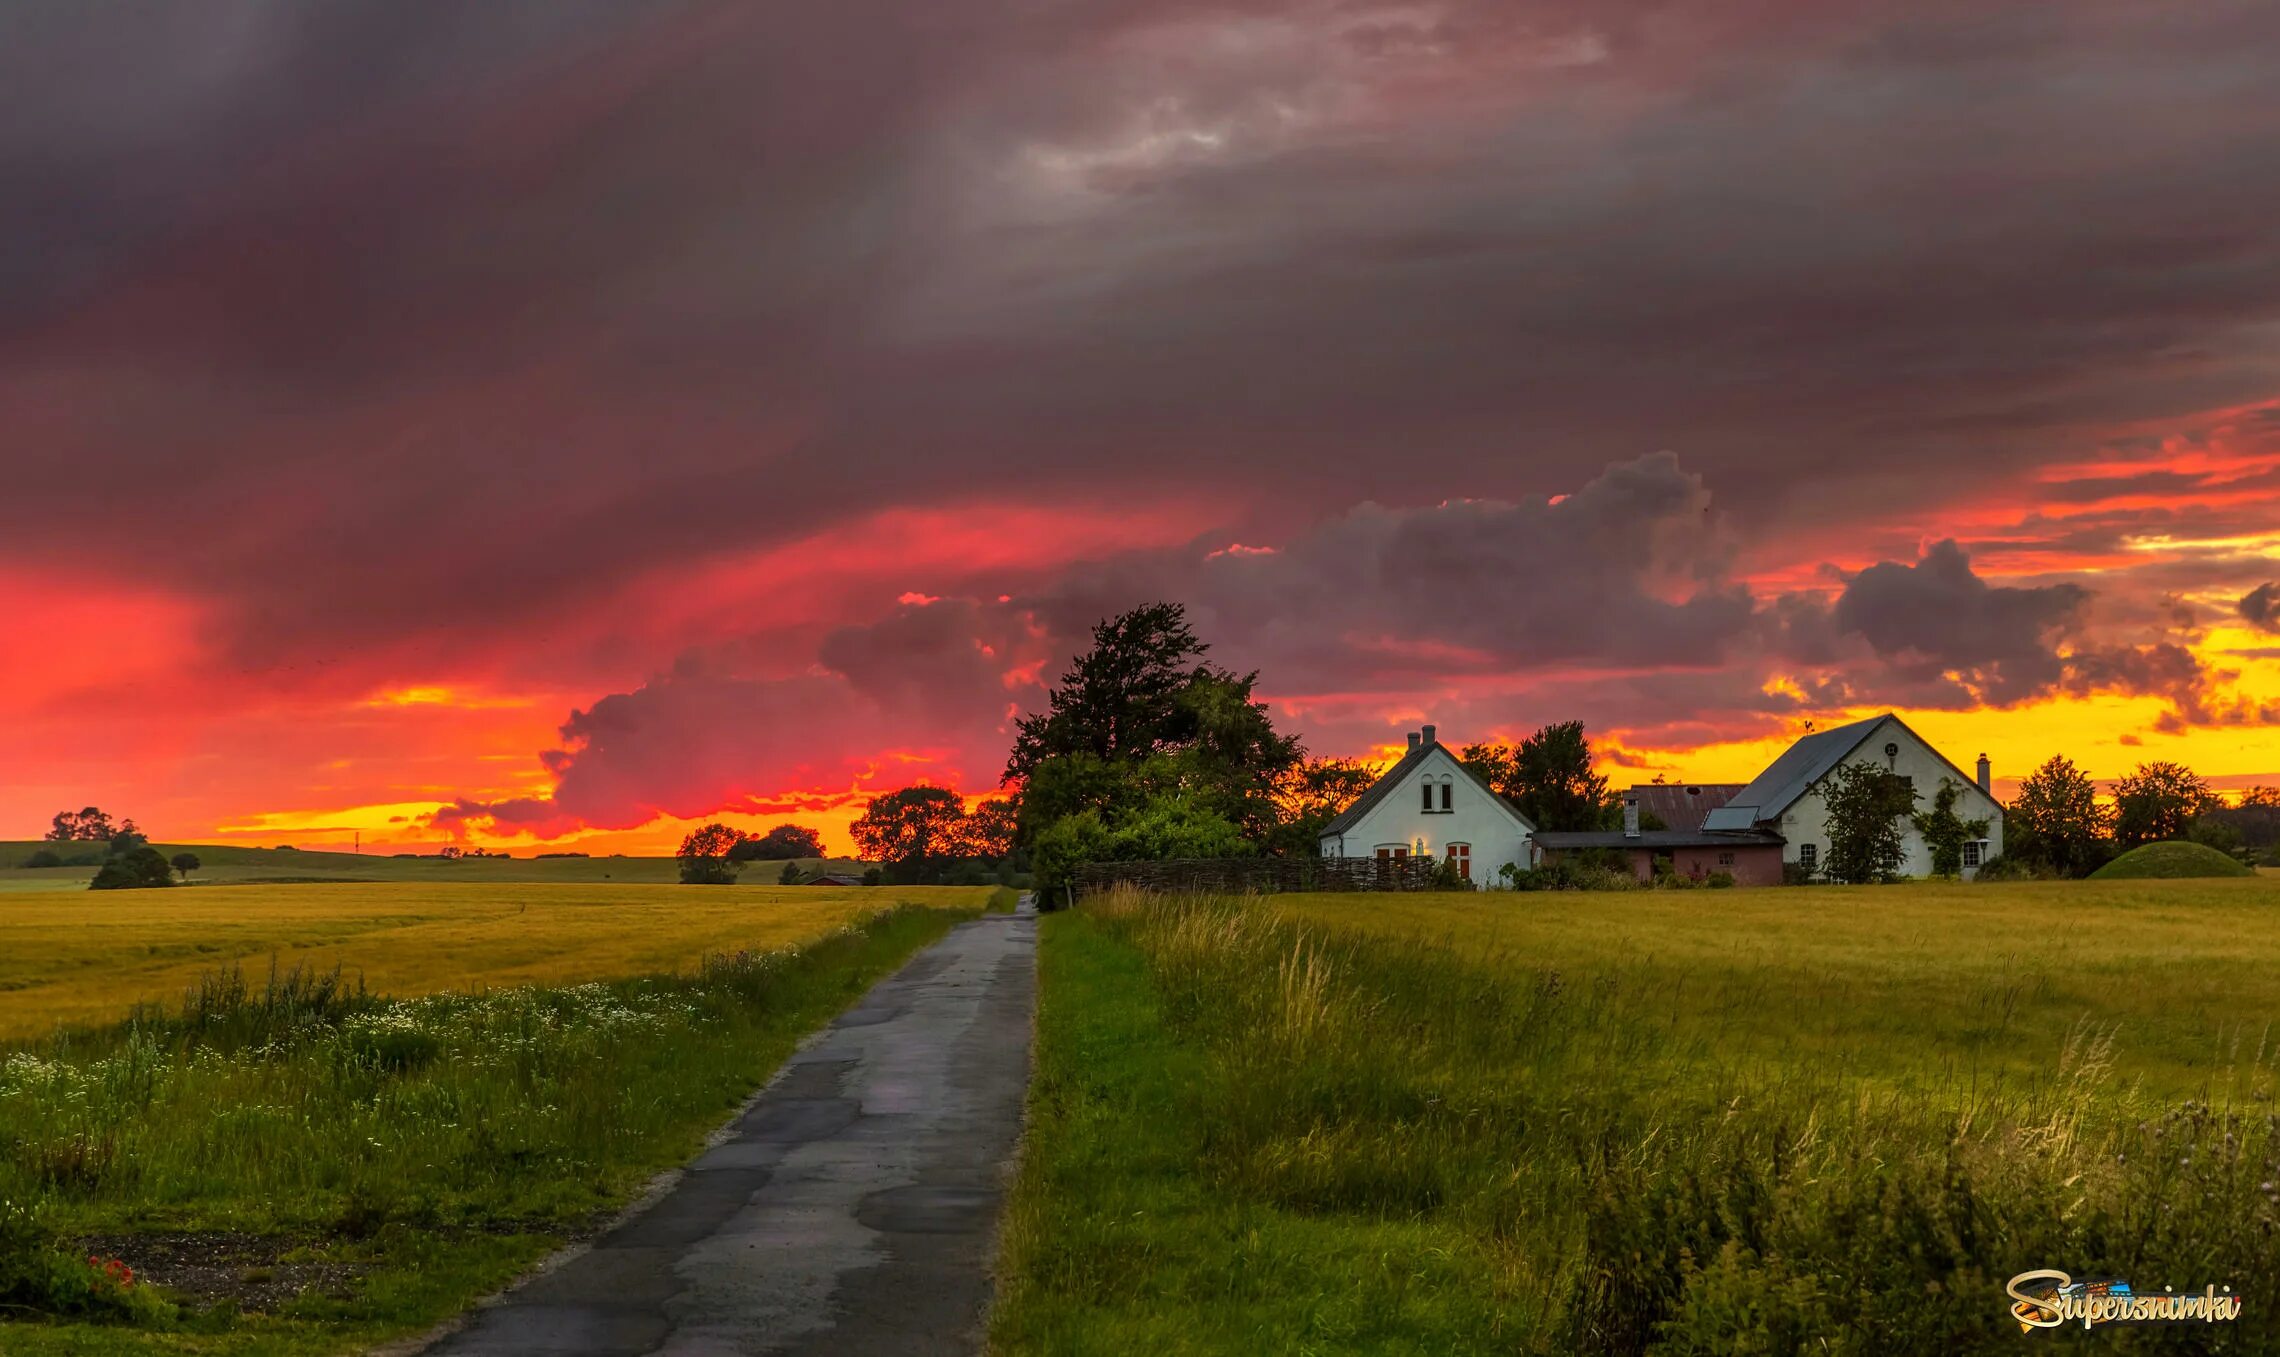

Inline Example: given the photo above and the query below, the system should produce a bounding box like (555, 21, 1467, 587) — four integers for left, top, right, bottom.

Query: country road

(426, 899, 1038, 1355)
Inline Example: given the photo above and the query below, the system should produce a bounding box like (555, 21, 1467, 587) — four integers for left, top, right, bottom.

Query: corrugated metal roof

(1629, 783, 1744, 832)
(1534, 829, 1784, 849)
(1699, 714, 1892, 831)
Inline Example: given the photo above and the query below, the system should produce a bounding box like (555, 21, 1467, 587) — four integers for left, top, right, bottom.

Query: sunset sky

(6, 1, 2280, 855)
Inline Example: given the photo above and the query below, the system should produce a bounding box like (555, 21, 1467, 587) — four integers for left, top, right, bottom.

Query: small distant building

(1700, 712, 2004, 878)
(1317, 724, 1537, 886)
(1629, 782, 1744, 833)
(807, 872, 867, 886)
(1532, 792, 1786, 885)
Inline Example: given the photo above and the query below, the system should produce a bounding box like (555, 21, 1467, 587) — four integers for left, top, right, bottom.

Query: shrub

(1969, 852, 2040, 882)
(19, 848, 62, 868)
(861, 866, 884, 886)
(1780, 862, 1816, 886)
(88, 847, 174, 891)
(1705, 870, 1735, 888)
(778, 860, 805, 885)
(0, 1197, 170, 1323)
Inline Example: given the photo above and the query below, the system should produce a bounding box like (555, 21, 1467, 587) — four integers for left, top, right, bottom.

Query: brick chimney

(1421, 723, 1437, 746)
(1623, 794, 1640, 838)
(1976, 753, 1991, 794)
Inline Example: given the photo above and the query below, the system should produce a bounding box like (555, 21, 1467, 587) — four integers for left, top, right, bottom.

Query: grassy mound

(2089, 839, 2254, 879)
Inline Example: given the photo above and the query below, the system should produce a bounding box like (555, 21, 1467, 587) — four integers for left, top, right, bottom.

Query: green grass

(995, 884, 2280, 1355)
(0, 841, 870, 893)
(0, 901, 976, 1353)
(2089, 839, 2256, 880)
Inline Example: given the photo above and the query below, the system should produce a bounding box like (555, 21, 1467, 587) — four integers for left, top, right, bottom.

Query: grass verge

(0, 902, 973, 1354)
(993, 888, 2280, 1355)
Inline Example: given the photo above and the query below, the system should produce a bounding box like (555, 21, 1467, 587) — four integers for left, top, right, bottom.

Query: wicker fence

(1069, 855, 1439, 901)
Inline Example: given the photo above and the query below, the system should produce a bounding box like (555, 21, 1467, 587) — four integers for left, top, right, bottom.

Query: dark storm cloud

(6, 0, 2280, 680)
(1824, 540, 2088, 703)
(2243, 583, 2280, 634)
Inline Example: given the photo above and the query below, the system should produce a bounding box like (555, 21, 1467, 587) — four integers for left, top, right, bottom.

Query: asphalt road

(426, 900, 1038, 1356)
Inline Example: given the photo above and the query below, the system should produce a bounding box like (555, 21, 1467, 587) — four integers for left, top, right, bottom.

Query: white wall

(1318, 746, 1533, 885)
(1777, 719, 2005, 878)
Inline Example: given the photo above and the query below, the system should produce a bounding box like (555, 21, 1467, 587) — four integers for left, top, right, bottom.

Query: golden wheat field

(0, 882, 994, 1039)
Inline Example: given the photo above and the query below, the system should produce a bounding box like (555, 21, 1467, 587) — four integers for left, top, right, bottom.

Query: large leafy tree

(2111, 761, 2220, 849)
(959, 797, 1020, 861)
(1821, 762, 1919, 883)
(1460, 721, 1615, 831)
(1910, 778, 1991, 878)
(2006, 755, 2110, 877)
(90, 846, 175, 890)
(851, 786, 969, 879)
(677, 823, 746, 885)
(1008, 602, 1303, 898)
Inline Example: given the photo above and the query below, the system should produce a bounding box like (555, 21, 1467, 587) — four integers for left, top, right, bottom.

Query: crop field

(0, 841, 868, 893)
(995, 878, 2280, 1355)
(0, 882, 989, 1039)
(0, 885, 998, 1353)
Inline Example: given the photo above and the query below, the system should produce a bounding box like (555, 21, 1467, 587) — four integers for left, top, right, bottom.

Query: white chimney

(1421, 723, 1437, 746)
(1407, 731, 1421, 749)
(1623, 795, 1640, 838)
(1976, 753, 1991, 794)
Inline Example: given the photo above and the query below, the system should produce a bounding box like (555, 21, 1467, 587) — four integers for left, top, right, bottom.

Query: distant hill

(2088, 840, 2255, 880)
(0, 842, 869, 892)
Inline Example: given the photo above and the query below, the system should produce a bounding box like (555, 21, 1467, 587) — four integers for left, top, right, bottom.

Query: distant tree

(90, 846, 175, 890)
(732, 824, 827, 862)
(861, 866, 884, 886)
(2111, 761, 2221, 849)
(851, 787, 967, 881)
(109, 825, 149, 856)
(1267, 756, 1382, 855)
(1910, 778, 1991, 878)
(677, 823, 747, 885)
(438, 845, 464, 861)
(959, 797, 1019, 861)
(2006, 755, 2111, 877)
(1821, 762, 1918, 883)
(1463, 722, 1616, 832)
(170, 852, 201, 883)
(1006, 602, 1211, 781)
(2199, 786, 2280, 864)
(778, 860, 805, 885)
(46, 807, 122, 842)
(21, 848, 62, 869)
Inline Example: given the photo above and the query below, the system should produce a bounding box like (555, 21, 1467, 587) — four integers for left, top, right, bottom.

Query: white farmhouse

(1317, 724, 1536, 885)
(1700, 712, 2005, 878)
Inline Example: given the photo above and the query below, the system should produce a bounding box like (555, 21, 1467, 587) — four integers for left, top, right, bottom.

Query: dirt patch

(76, 1231, 367, 1312)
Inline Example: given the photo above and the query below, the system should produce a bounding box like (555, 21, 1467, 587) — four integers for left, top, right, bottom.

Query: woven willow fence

(1070, 855, 1439, 901)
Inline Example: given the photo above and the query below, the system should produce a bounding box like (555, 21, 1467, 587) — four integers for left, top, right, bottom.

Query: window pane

(1440, 782, 1452, 811)
(1422, 783, 1434, 812)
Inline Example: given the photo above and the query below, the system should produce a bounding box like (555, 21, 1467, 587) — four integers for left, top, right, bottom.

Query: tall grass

(0, 903, 969, 1351)
(998, 888, 2280, 1354)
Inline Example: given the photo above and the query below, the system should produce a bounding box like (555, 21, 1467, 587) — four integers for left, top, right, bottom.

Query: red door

(1446, 843, 1470, 881)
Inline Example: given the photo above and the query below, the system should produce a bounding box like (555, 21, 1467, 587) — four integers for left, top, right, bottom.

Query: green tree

(108, 825, 149, 857)
(1909, 778, 1991, 878)
(1821, 762, 1918, 883)
(959, 797, 1020, 861)
(1461, 721, 1614, 831)
(170, 852, 200, 883)
(677, 823, 746, 885)
(90, 846, 175, 890)
(2111, 761, 2220, 849)
(777, 859, 806, 885)
(1007, 602, 1210, 779)
(2006, 755, 2110, 877)
(851, 786, 968, 882)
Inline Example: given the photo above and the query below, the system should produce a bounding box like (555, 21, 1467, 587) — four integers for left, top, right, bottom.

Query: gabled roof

(1318, 740, 1537, 840)
(1630, 783, 1744, 833)
(1700, 712, 1998, 831)
(1701, 715, 1890, 831)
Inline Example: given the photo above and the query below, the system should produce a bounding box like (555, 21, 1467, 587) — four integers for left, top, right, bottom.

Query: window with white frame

(1798, 843, 1818, 872)
(1962, 841, 1983, 869)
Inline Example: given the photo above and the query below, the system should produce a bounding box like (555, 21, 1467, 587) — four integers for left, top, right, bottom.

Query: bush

(0, 1197, 170, 1323)
(1705, 870, 1736, 889)
(777, 860, 805, 885)
(19, 848, 63, 868)
(1508, 860, 1639, 892)
(861, 866, 884, 886)
(88, 847, 174, 891)
(1780, 862, 1816, 886)
(1969, 853, 2040, 882)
